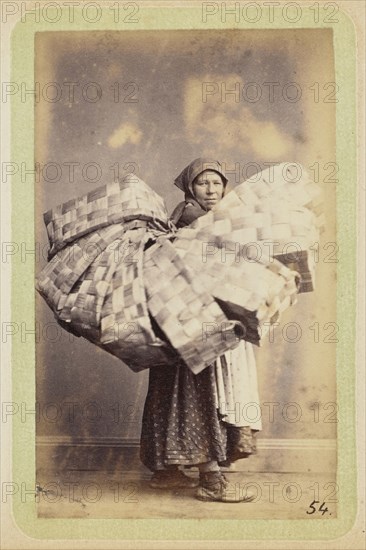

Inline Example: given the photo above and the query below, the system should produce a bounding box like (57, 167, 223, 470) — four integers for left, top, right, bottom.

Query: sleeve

(172, 201, 207, 228)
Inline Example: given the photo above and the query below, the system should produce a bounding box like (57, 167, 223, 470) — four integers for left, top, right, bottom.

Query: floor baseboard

(36, 436, 336, 474)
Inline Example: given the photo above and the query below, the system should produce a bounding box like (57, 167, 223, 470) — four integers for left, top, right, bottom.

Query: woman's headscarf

(174, 158, 228, 200)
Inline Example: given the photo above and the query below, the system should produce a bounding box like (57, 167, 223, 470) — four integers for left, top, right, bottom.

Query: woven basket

(231, 163, 325, 231)
(178, 161, 323, 294)
(143, 238, 244, 374)
(36, 162, 322, 373)
(171, 223, 300, 345)
(98, 229, 179, 371)
(37, 225, 177, 372)
(173, 200, 317, 294)
(36, 223, 127, 314)
(44, 173, 169, 257)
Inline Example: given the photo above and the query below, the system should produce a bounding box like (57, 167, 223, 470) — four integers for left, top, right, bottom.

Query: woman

(140, 158, 261, 502)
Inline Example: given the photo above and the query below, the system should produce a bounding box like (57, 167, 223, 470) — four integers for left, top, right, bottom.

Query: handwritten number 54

(306, 500, 329, 515)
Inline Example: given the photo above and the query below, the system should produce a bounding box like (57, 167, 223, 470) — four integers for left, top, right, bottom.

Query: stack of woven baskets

(36, 164, 323, 374)
(37, 174, 178, 371)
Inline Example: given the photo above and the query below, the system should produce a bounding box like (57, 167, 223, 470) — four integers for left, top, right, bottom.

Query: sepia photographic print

(1, 1, 364, 548)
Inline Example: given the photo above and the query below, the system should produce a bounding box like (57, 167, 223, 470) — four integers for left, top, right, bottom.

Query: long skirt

(140, 341, 261, 471)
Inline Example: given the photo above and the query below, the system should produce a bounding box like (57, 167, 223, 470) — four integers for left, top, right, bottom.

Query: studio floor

(36, 465, 337, 520)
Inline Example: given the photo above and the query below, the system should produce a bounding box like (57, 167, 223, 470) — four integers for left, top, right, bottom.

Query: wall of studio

(35, 29, 337, 471)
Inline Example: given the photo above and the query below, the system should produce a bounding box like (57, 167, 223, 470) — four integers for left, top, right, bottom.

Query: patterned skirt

(140, 356, 259, 471)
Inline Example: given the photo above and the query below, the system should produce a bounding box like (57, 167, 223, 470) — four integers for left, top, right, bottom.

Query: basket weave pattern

(171, 221, 300, 346)
(37, 224, 126, 314)
(37, 226, 175, 372)
(36, 163, 322, 373)
(143, 239, 243, 373)
(184, 163, 323, 293)
(44, 174, 168, 257)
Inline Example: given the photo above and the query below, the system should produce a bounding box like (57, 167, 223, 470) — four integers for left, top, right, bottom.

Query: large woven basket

(36, 223, 127, 315)
(229, 162, 325, 232)
(37, 225, 177, 372)
(173, 203, 317, 294)
(36, 163, 322, 374)
(143, 238, 244, 374)
(171, 222, 300, 345)
(180, 161, 323, 294)
(44, 173, 169, 257)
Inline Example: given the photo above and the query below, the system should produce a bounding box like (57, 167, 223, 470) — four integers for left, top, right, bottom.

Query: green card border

(10, 4, 357, 542)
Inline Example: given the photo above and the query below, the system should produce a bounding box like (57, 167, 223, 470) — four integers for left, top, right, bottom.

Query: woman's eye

(196, 180, 222, 187)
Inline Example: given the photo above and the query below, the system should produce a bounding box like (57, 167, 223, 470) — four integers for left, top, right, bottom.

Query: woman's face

(192, 170, 225, 210)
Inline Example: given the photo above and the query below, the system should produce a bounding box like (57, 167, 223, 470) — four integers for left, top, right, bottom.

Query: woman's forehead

(195, 170, 223, 181)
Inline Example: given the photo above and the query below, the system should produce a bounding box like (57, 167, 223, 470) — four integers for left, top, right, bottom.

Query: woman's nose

(206, 182, 216, 194)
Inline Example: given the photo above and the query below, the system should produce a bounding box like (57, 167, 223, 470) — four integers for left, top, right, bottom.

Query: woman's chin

(205, 202, 218, 210)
